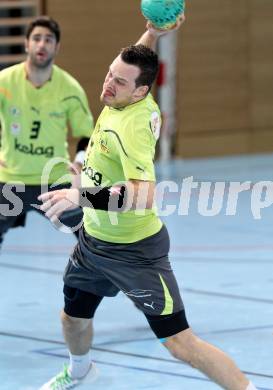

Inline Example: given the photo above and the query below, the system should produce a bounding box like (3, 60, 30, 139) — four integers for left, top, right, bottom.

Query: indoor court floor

(1, 154, 273, 390)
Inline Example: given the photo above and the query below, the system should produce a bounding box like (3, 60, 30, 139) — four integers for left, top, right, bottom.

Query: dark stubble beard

(29, 53, 54, 70)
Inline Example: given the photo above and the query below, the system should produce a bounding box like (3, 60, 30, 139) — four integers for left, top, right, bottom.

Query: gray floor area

(1, 154, 273, 390)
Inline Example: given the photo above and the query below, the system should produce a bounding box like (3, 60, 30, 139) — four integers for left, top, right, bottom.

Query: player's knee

(165, 329, 201, 368)
(60, 310, 90, 333)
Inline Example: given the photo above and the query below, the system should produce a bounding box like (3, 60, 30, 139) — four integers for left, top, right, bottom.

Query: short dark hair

(120, 45, 159, 92)
(25, 16, 61, 43)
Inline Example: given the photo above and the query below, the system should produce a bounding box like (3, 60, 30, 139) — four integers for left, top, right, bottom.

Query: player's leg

(144, 283, 256, 390)
(105, 225, 256, 390)
(39, 286, 103, 390)
(39, 227, 119, 390)
(161, 328, 254, 390)
(62, 284, 102, 357)
(61, 285, 102, 377)
(0, 213, 24, 247)
(143, 266, 255, 390)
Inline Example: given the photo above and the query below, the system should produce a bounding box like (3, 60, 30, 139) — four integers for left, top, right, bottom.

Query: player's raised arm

(136, 0, 186, 50)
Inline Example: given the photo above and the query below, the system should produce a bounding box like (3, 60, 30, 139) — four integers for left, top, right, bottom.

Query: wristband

(74, 150, 85, 165)
(80, 185, 127, 211)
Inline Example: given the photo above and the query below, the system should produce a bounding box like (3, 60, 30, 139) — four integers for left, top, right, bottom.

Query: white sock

(246, 382, 258, 390)
(68, 351, 92, 379)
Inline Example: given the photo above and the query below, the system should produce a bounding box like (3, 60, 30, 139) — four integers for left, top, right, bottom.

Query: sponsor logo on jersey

(100, 139, 109, 154)
(10, 106, 21, 117)
(82, 163, 102, 186)
(10, 123, 21, 136)
(14, 139, 54, 158)
(150, 111, 161, 140)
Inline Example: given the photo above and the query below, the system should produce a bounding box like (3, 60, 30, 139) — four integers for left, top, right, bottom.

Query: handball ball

(141, 0, 185, 29)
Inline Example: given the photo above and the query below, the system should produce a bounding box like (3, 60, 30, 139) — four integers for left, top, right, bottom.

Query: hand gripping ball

(141, 0, 185, 29)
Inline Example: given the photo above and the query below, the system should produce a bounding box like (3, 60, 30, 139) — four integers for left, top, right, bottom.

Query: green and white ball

(141, 0, 185, 29)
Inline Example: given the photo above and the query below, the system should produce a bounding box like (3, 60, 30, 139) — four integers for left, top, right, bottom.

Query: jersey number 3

(30, 121, 41, 139)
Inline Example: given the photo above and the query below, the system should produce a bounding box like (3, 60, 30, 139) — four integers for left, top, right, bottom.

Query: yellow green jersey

(82, 94, 163, 243)
(0, 63, 93, 185)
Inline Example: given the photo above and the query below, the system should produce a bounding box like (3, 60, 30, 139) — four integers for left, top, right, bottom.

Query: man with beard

(38, 16, 257, 390)
(0, 16, 94, 244)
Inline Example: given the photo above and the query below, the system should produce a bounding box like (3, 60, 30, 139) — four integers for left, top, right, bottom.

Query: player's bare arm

(136, 14, 185, 51)
(38, 180, 155, 221)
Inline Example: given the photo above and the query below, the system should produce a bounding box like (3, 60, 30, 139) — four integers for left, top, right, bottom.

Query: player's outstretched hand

(147, 13, 185, 37)
(38, 188, 80, 222)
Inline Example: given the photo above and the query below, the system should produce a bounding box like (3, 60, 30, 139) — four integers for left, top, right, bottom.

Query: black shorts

(63, 225, 189, 339)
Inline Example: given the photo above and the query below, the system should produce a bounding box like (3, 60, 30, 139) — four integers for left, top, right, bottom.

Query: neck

(25, 59, 53, 87)
(131, 95, 147, 105)
(131, 95, 147, 104)
(111, 96, 147, 110)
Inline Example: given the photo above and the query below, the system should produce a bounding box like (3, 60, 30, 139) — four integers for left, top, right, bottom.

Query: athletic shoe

(39, 363, 98, 389)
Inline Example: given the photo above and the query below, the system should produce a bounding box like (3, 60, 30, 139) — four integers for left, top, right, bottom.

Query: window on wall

(0, 0, 43, 70)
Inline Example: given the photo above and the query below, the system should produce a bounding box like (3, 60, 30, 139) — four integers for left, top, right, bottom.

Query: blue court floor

(1, 154, 273, 390)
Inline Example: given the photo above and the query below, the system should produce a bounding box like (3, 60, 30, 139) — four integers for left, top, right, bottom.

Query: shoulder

(126, 95, 161, 141)
(0, 63, 24, 82)
(98, 106, 109, 119)
(131, 94, 160, 122)
(145, 93, 160, 113)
